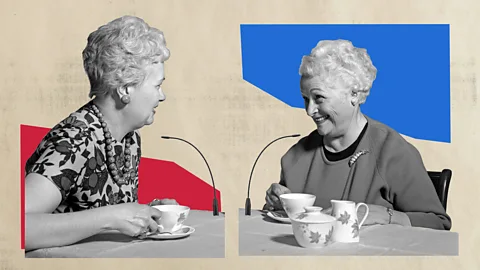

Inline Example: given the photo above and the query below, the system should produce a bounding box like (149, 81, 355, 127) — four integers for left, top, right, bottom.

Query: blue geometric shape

(240, 24, 450, 143)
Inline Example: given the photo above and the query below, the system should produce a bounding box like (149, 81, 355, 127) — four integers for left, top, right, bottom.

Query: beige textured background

(0, 0, 478, 269)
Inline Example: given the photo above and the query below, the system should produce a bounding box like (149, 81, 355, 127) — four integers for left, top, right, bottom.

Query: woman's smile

(313, 114, 330, 125)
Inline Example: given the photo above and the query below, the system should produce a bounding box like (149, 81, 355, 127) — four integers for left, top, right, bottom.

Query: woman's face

(300, 75, 356, 138)
(125, 62, 166, 129)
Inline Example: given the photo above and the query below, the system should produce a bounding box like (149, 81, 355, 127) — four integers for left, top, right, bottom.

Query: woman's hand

(263, 183, 291, 211)
(358, 204, 411, 227)
(148, 198, 179, 206)
(357, 204, 390, 226)
(106, 203, 163, 237)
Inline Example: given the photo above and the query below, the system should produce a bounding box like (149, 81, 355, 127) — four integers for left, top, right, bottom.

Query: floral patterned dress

(25, 101, 141, 213)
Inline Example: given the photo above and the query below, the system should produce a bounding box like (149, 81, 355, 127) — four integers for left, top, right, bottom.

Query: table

(238, 209, 458, 256)
(25, 210, 225, 258)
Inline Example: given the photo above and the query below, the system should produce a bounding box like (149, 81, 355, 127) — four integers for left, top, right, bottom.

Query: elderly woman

(25, 16, 178, 251)
(264, 39, 451, 230)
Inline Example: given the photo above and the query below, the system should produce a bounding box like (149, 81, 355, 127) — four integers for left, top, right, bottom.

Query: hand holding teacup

(264, 183, 291, 211)
(106, 203, 162, 239)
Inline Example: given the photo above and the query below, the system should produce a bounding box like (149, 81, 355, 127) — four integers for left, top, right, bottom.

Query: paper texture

(1, 0, 478, 269)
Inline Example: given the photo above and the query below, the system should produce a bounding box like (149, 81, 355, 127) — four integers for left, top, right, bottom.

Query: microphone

(245, 134, 301, 215)
(161, 136, 219, 216)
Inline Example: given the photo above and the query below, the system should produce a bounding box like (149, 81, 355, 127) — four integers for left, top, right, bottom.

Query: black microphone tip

(292, 134, 301, 137)
(245, 198, 251, 215)
(213, 198, 219, 216)
(161, 136, 170, 139)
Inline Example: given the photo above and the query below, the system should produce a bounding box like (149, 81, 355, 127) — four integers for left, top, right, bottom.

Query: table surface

(238, 209, 458, 256)
(25, 210, 225, 258)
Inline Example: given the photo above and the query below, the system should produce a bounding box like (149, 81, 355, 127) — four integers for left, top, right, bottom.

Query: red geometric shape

(20, 124, 221, 250)
(137, 158, 221, 212)
(20, 125, 50, 251)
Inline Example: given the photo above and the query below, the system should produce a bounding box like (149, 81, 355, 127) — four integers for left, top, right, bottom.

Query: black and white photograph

(22, 15, 225, 258)
(239, 36, 458, 256)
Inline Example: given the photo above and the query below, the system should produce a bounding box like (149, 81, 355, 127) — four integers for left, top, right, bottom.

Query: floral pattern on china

(289, 207, 337, 248)
(296, 212, 335, 245)
(178, 212, 187, 223)
(337, 211, 360, 238)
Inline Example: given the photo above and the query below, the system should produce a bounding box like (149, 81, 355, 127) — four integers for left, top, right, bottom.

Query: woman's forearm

(25, 206, 115, 252)
(405, 212, 451, 230)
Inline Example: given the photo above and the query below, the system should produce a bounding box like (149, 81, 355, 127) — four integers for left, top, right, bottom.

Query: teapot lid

(291, 206, 336, 223)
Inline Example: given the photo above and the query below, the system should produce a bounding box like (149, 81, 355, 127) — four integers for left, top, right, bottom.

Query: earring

(121, 95, 130, 104)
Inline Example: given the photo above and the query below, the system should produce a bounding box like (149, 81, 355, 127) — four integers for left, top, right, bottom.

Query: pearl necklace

(91, 104, 132, 185)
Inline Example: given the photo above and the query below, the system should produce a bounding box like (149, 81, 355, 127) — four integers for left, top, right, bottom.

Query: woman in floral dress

(24, 15, 177, 251)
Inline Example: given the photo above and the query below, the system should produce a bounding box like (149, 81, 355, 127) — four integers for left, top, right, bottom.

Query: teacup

(330, 200, 369, 243)
(152, 205, 190, 233)
(279, 193, 316, 218)
(290, 206, 336, 248)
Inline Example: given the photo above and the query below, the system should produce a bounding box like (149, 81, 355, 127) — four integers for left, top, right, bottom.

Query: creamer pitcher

(330, 200, 369, 243)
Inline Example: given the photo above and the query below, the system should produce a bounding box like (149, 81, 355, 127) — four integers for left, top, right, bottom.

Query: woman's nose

(159, 87, 166, 101)
(306, 100, 317, 116)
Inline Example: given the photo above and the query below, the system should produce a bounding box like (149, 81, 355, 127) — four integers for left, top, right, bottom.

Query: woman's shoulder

(365, 116, 422, 159)
(33, 103, 100, 156)
(50, 105, 97, 139)
(281, 130, 320, 161)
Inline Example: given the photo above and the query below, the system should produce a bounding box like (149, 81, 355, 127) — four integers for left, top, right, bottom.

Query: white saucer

(266, 211, 291, 223)
(144, 225, 195, 240)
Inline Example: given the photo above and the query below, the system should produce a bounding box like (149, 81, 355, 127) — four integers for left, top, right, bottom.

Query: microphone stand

(161, 136, 219, 216)
(245, 134, 301, 215)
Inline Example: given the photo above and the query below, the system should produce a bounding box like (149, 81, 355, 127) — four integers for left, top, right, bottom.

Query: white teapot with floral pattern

(289, 206, 337, 248)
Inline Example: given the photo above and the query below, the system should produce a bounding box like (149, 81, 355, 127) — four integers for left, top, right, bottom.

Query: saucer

(266, 211, 291, 223)
(144, 225, 195, 240)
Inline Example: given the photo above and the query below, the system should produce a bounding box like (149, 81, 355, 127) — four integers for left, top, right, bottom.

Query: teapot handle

(355, 203, 369, 228)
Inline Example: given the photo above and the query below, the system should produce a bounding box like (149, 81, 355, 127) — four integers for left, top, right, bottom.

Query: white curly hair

(82, 15, 170, 98)
(299, 39, 377, 104)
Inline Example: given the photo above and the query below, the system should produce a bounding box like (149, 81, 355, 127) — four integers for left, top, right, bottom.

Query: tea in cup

(279, 193, 316, 218)
(152, 205, 190, 233)
(330, 200, 369, 243)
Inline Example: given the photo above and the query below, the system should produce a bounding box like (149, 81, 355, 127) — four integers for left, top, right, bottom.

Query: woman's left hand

(148, 198, 179, 206)
(357, 204, 411, 227)
(357, 204, 390, 226)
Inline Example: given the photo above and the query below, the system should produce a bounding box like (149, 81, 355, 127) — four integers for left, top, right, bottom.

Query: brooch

(348, 149, 370, 167)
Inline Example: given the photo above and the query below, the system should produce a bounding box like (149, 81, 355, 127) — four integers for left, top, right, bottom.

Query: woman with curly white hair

(264, 39, 451, 230)
(24, 16, 179, 251)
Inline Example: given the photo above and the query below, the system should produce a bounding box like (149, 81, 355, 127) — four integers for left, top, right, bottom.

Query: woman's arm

(26, 210, 115, 251)
(382, 140, 452, 230)
(25, 173, 160, 251)
(25, 173, 115, 251)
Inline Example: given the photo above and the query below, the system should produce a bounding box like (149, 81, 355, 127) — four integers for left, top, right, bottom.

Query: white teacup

(152, 205, 190, 233)
(279, 193, 316, 218)
(330, 200, 369, 243)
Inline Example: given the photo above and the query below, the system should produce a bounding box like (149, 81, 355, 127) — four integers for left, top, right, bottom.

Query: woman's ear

(350, 91, 359, 106)
(116, 86, 132, 104)
(116, 86, 128, 98)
